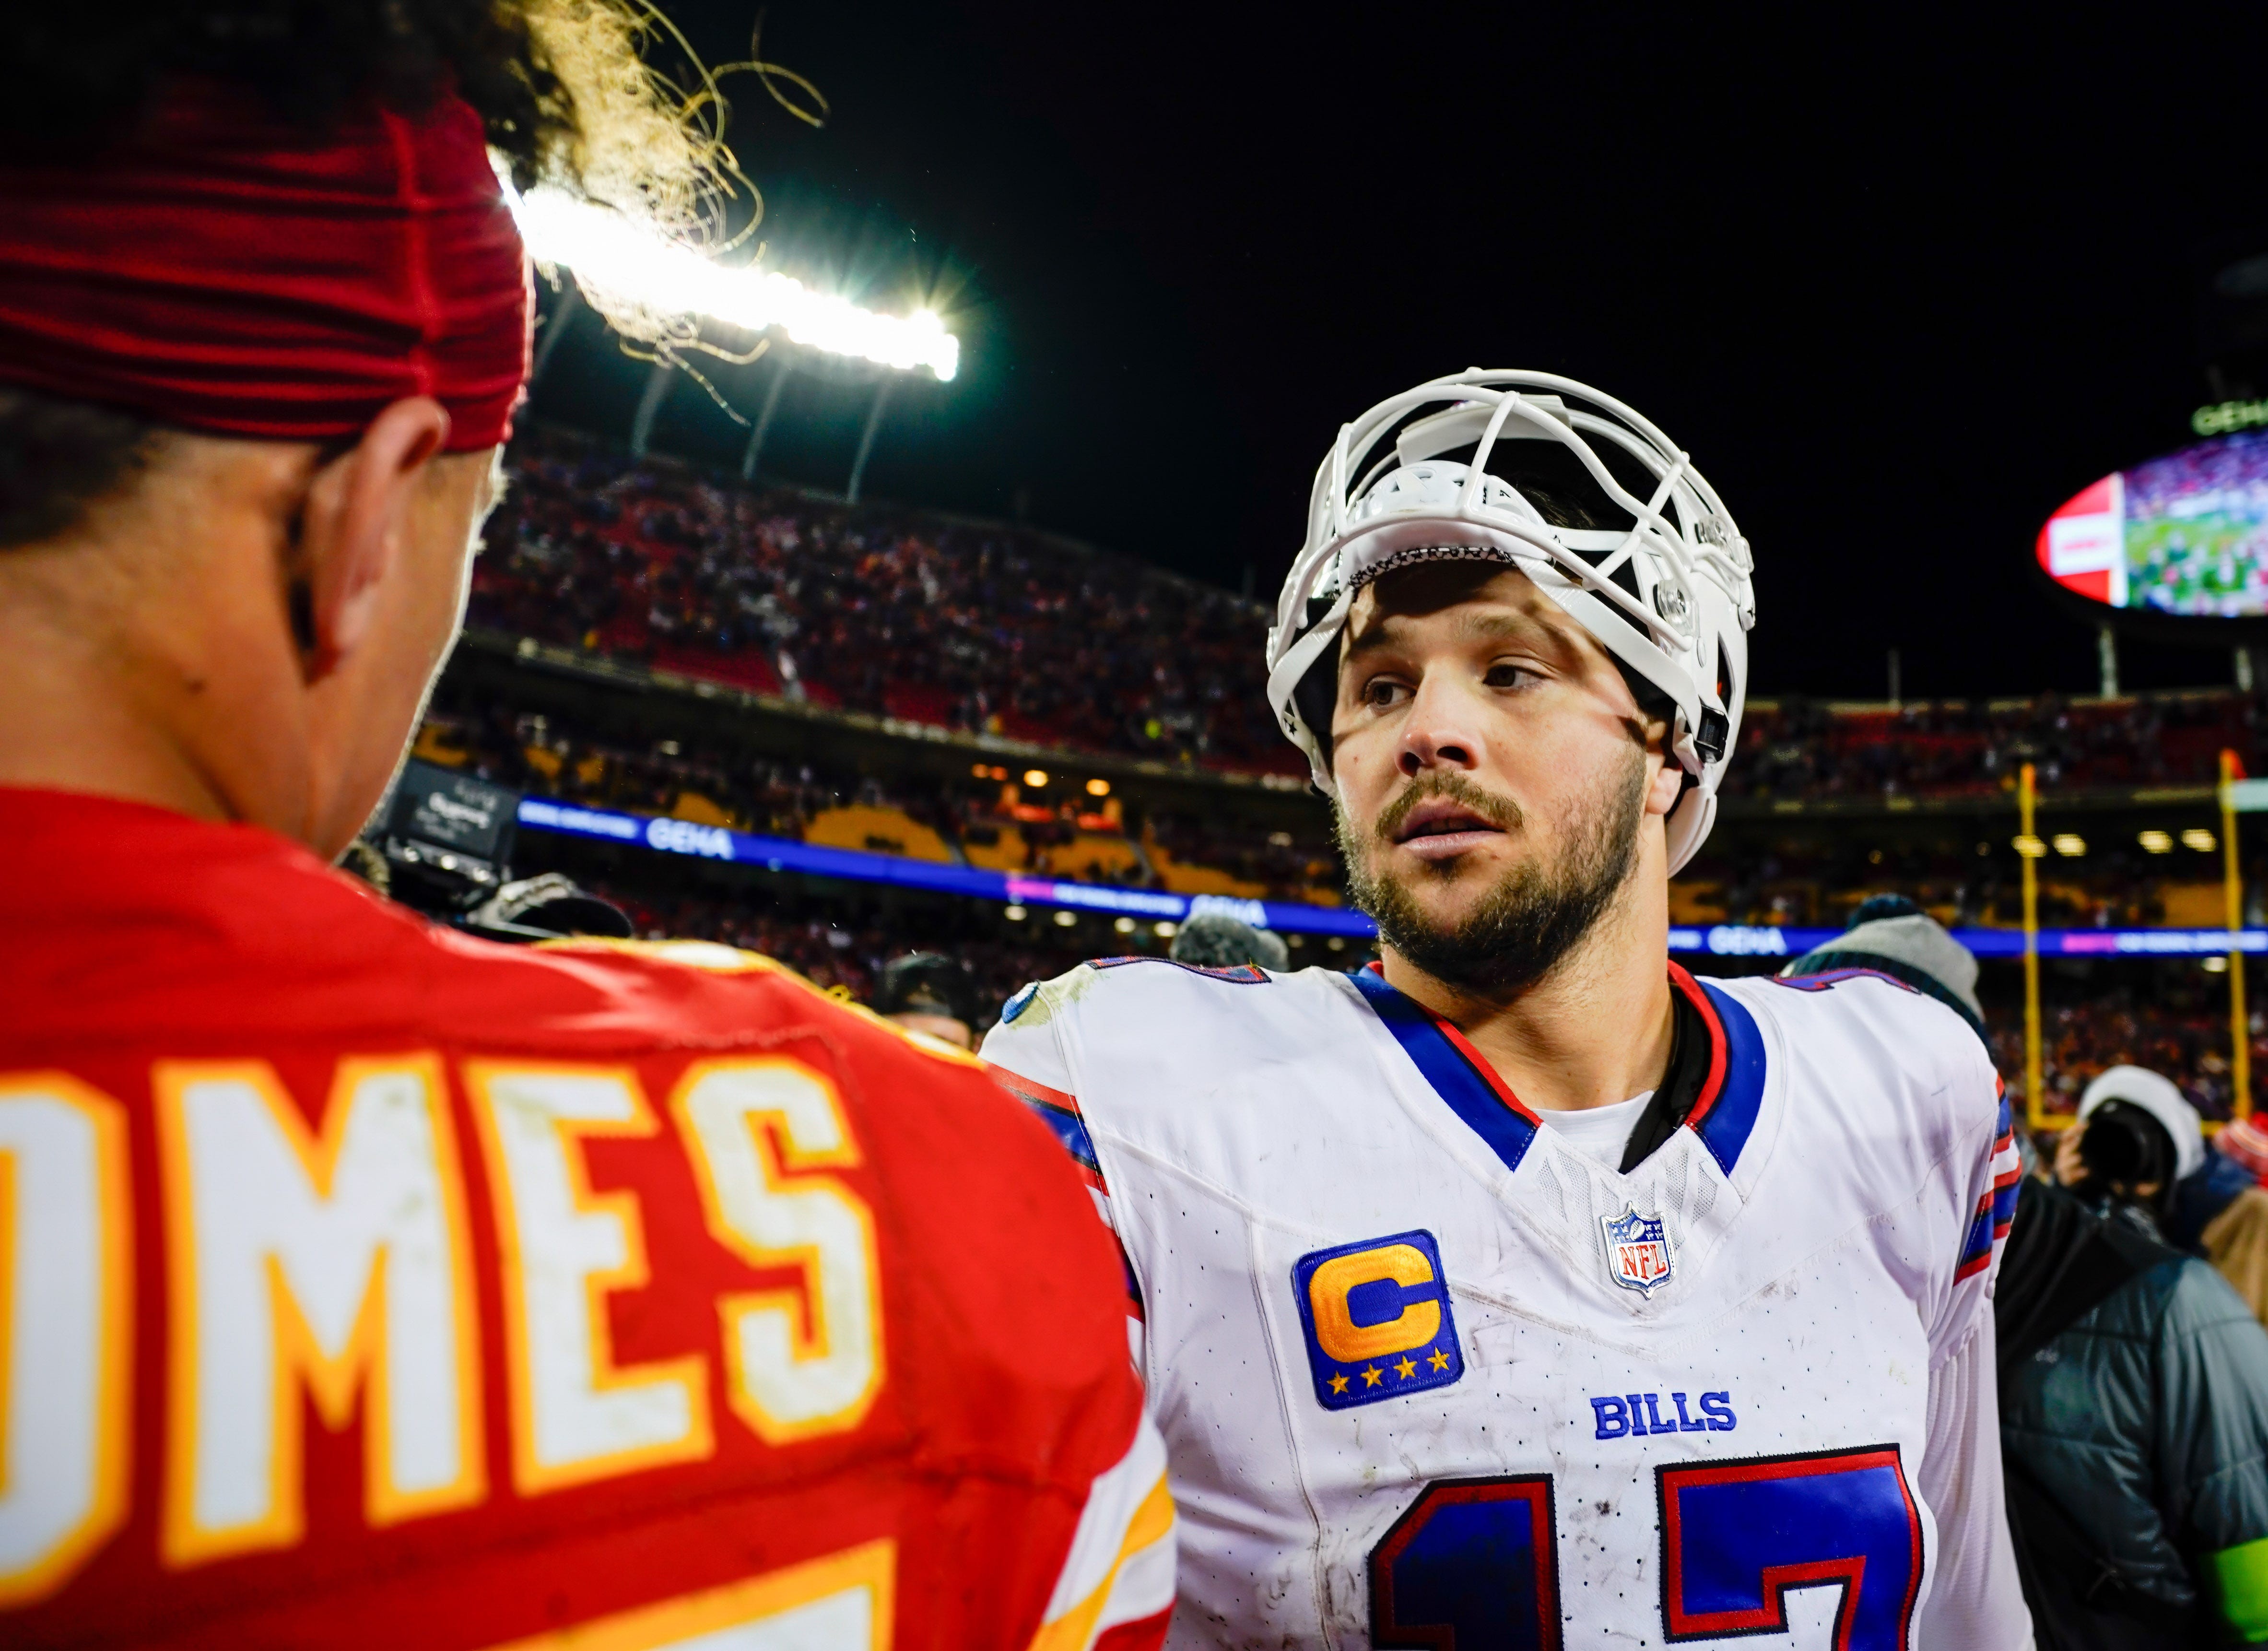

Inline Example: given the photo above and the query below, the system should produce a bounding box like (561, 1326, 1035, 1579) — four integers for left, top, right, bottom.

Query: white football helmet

(1266, 369, 1755, 875)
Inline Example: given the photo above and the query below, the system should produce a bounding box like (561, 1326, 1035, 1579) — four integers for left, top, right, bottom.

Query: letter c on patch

(1307, 1244, 1441, 1364)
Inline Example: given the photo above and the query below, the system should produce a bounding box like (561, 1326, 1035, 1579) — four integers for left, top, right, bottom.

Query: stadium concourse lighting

(509, 185, 960, 381)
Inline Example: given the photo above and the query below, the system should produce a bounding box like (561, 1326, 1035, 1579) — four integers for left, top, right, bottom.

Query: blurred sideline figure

(1777, 893, 1987, 1037)
(1789, 920, 2268, 1647)
(1166, 912, 1288, 972)
(871, 952, 981, 1050)
(0, 6, 1171, 1647)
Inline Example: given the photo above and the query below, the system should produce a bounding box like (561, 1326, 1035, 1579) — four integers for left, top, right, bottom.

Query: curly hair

(0, 0, 723, 548)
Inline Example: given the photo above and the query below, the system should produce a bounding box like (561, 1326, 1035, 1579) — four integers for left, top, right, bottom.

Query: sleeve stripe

(1958, 1092, 2025, 1278)
(1029, 1417, 1176, 1651)
(988, 1062, 1081, 1115)
(1955, 1193, 1997, 1279)
(989, 1062, 1109, 1189)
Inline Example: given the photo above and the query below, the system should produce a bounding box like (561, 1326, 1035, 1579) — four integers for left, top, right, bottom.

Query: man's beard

(1337, 758, 1647, 994)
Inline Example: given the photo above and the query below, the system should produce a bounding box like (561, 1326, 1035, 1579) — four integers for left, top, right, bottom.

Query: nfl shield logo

(1600, 1204, 1674, 1296)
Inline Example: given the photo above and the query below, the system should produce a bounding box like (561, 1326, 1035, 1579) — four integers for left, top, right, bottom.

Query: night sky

(531, 1, 2268, 704)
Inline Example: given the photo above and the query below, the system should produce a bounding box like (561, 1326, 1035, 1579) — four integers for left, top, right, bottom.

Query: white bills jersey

(981, 957, 2029, 1651)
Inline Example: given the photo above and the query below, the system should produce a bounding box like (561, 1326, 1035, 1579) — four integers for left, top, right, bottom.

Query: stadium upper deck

(480, 427, 2268, 810)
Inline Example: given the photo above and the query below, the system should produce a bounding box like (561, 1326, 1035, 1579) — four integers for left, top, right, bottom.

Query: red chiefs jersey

(0, 789, 1174, 1650)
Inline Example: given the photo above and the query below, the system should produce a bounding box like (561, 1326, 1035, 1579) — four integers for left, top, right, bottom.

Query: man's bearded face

(1337, 754, 1645, 993)
(1323, 561, 1660, 992)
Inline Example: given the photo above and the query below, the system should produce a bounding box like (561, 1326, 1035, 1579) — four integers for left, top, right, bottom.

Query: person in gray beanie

(1780, 892, 1986, 1038)
(1168, 911, 1289, 972)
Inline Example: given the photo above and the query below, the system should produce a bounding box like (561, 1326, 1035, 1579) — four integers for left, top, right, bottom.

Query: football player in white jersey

(981, 370, 2030, 1650)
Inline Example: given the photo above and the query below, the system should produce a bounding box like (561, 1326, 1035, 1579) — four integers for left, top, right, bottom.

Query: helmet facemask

(1266, 370, 1755, 875)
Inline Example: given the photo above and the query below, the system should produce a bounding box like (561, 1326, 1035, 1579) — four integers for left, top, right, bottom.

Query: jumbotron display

(2038, 429, 2268, 616)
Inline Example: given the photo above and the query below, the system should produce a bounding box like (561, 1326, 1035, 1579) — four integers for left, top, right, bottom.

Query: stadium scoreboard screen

(2039, 429, 2268, 617)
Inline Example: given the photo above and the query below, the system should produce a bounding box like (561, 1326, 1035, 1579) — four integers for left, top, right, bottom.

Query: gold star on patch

(1428, 1348, 1451, 1372)
(1328, 1373, 1350, 1395)
(1394, 1356, 1419, 1380)
(1362, 1365, 1384, 1387)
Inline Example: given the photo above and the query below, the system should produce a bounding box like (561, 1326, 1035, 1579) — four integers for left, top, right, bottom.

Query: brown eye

(1483, 663, 1531, 689)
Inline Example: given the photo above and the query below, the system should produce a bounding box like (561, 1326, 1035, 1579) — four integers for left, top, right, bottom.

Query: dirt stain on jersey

(999, 964, 1102, 1032)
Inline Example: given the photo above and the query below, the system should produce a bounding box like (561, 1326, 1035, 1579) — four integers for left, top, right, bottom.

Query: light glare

(511, 186, 959, 381)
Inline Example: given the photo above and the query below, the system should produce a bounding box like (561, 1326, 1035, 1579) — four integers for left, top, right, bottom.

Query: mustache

(1371, 772, 1524, 843)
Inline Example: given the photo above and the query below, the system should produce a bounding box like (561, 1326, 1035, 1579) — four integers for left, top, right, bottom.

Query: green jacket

(2003, 1237, 2268, 1641)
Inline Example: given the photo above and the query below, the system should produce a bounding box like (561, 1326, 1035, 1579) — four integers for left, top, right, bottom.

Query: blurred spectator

(1168, 913, 1288, 971)
(2058, 1067, 2268, 1328)
(1995, 1167, 2268, 1649)
(2223, 1116, 2268, 1182)
(2054, 1066, 2206, 1241)
(1777, 893, 1986, 1035)
(874, 952, 983, 1049)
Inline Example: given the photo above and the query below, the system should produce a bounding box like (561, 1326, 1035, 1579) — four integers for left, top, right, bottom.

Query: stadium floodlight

(508, 184, 960, 381)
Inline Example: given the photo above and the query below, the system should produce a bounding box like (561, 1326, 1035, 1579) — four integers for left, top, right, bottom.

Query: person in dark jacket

(1787, 909, 2268, 1647)
(1998, 1173, 2268, 1646)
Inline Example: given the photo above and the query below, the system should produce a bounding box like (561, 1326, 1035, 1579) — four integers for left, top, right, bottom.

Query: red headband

(0, 81, 531, 451)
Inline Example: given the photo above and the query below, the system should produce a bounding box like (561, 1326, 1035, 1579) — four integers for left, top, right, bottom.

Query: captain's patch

(1293, 1229, 1463, 1410)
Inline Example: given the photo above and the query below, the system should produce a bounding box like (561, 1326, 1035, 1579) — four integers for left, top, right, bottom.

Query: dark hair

(874, 952, 980, 1031)
(2079, 1098, 2178, 1213)
(1169, 913, 1289, 971)
(4, 2, 568, 176)
(0, 390, 159, 549)
(0, 3, 689, 551)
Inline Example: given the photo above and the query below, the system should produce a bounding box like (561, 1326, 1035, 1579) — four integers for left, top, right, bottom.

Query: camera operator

(2057, 1067, 2268, 1325)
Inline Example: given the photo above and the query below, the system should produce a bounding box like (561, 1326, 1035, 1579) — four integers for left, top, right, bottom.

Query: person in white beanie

(2062, 1064, 2268, 1325)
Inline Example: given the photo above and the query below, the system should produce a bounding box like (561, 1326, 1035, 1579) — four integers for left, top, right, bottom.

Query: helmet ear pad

(1292, 596, 1341, 777)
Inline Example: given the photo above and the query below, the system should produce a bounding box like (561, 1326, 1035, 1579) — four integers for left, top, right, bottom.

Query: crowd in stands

(1730, 690, 2268, 802)
(530, 846, 2268, 1119)
(1675, 831, 2257, 932)
(416, 677, 1346, 905)
(1986, 984, 2268, 1122)
(476, 429, 1294, 772)
(475, 431, 2268, 810)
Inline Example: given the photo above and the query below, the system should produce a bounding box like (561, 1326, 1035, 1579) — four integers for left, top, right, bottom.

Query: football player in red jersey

(0, 5, 1173, 1647)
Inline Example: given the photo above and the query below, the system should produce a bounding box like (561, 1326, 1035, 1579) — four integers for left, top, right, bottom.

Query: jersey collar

(1350, 961, 1768, 1178)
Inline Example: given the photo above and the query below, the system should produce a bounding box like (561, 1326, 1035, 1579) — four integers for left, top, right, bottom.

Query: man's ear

(293, 397, 450, 681)
(1644, 740, 1685, 818)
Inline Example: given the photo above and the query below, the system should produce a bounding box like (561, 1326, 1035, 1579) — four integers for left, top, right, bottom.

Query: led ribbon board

(517, 799, 2268, 955)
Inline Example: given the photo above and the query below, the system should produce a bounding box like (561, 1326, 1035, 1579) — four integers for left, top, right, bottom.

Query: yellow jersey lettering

(154, 1056, 483, 1566)
(464, 1062, 712, 1494)
(0, 1075, 131, 1607)
(670, 1060, 882, 1444)
(480, 1538, 893, 1650)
